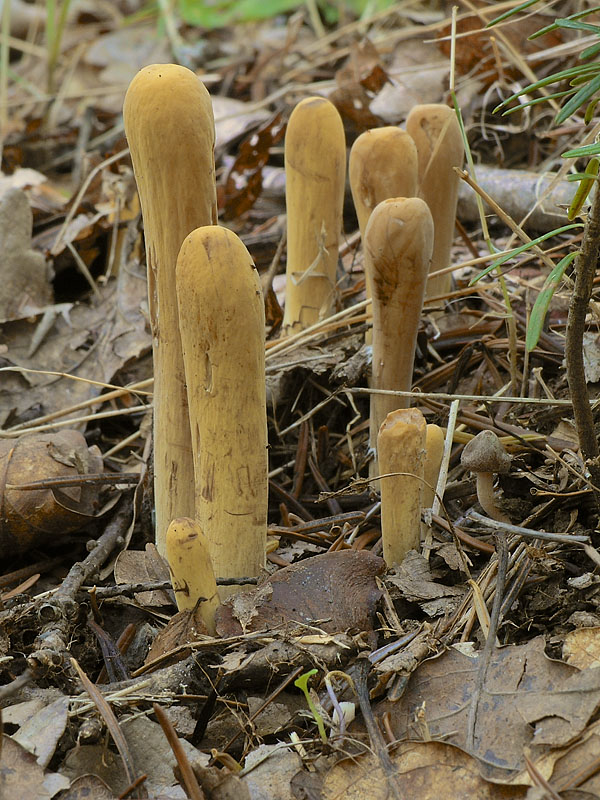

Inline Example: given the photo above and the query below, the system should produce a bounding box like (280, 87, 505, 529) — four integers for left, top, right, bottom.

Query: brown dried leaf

(0, 188, 52, 322)
(563, 627, 600, 670)
(113, 544, 172, 607)
(58, 773, 115, 800)
(215, 550, 385, 641)
(0, 264, 150, 429)
(377, 636, 600, 782)
(145, 606, 210, 666)
(0, 430, 104, 558)
(322, 741, 527, 799)
(331, 39, 388, 133)
(385, 550, 465, 617)
(437, 9, 563, 87)
(0, 734, 70, 798)
(222, 113, 286, 220)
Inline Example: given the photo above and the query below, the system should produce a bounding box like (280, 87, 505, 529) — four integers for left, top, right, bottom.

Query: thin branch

(566, 182, 600, 512)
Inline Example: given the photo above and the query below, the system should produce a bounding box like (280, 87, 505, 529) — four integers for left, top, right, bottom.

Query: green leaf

(532, 17, 600, 39)
(493, 64, 600, 114)
(568, 157, 600, 219)
(581, 41, 600, 60)
(294, 669, 327, 742)
(526, 252, 577, 352)
(469, 224, 583, 285)
(500, 89, 574, 116)
(555, 72, 600, 124)
(557, 18, 600, 34)
(528, 5, 600, 38)
(486, 0, 541, 27)
(562, 142, 600, 158)
(567, 170, 600, 181)
(585, 98, 600, 123)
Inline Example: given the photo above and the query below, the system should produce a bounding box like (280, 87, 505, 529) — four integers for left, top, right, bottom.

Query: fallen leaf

(12, 695, 69, 767)
(58, 773, 115, 799)
(0, 430, 105, 558)
(322, 740, 527, 799)
(215, 550, 385, 642)
(0, 188, 52, 322)
(563, 627, 600, 670)
(0, 734, 70, 798)
(242, 743, 302, 800)
(114, 544, 172, 607)
(376, 636, 600, 781)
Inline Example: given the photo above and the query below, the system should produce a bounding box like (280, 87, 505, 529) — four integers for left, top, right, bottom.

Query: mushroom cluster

(123, 62, 467, 592)
(123, 64, 217, 557)
(124, 65, 267, 609)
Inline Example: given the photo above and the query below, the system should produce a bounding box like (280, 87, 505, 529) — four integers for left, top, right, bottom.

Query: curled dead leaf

(0, 429, 105, 558)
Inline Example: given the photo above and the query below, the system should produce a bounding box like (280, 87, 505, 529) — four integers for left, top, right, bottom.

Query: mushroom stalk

(460, 430, 511, 523)
(377, 408, 427, 567)
(406, 104, 463, 302)
(366, 197, 433, 465)
(166, 517, 219, 635)
(123, 64, 217, 555)
(282, 96, 346, 334)
(176, 226, 267, 580)
(349, 127, 418, 342)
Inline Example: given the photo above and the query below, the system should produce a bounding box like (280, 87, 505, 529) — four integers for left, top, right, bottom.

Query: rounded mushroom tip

(460, 430, 511, 475)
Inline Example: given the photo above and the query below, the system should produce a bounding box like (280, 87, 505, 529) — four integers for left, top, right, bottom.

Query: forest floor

(2, 1, 600, 798)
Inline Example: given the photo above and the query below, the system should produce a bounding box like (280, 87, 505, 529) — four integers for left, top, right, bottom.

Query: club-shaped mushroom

(365, 197, 433, 466)
(123, 64, 217, 555)
(176, 225, 267, 581)
(378, 408, 427, 567)
(460, 430, 511, 522)
(282, 96, 346, 333)
(349, 126, 418, 342)
(406, 104, 463, 302)
(166, 517, 220, 635)
(423, 423, 444, 510)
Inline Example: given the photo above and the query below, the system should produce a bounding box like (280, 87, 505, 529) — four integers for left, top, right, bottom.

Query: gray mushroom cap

(461, 430, 511, 475)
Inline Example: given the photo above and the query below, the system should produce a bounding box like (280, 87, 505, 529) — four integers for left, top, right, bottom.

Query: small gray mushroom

(461, 430, 511, 522)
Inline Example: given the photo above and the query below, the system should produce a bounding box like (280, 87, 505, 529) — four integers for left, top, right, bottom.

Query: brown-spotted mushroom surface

(460, 430, 511, 522)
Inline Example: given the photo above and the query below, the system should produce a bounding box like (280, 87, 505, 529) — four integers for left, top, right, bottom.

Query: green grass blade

(526, 252, 577, 351)
(568, 157, 599, 219)
(500, 89, 574, 115)
(486, 0, 541, 27)
(555, 72, 600, 124)
(493, 64, 600, 114)
(469, 224, 583, 285)
(581, 41, 600, 60)
(563, 142, 600, 158)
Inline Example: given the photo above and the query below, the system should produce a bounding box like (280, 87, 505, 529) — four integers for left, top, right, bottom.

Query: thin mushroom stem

(377, 408, 427, 567)
(166, 517, 220, 635)
(475, 473, 510, 523)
